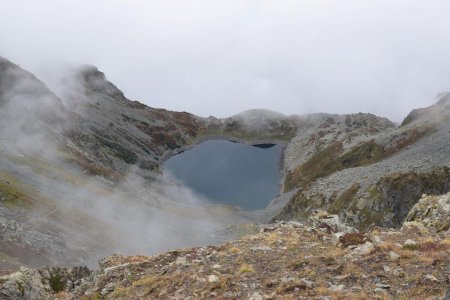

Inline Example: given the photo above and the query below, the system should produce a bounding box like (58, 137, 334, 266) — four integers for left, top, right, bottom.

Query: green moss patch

(49, 274, 65, 293)
(284, 142, 343, 191)
(340, 140, 385, 168)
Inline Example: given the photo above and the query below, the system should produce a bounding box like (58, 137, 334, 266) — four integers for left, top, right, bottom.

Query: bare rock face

(404, 192, 450, 233)
(76, 65, 126, 100)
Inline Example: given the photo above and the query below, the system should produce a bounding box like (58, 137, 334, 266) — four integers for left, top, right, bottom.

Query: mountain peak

(401, 93, 450, 126)
(75, 65, 125, 100)
(436, 92, 450, 106)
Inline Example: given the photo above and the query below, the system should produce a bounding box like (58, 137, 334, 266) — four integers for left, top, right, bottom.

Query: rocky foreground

(2, 193, 450, 299)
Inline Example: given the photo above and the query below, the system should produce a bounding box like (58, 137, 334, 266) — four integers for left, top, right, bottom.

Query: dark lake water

(163, 140, 282, 210)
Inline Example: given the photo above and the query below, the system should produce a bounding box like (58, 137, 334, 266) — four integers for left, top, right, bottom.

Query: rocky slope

(277, 96, 450, 230)
(2, 193, 450, 299)
(0, 56, 304, 272)
(0, 55, 450, 298)
(0, 57, 258, 270)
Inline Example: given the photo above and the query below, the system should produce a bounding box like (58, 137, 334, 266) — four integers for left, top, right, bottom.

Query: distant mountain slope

(56, 63, 209, 178)
(0, 56, 449, 279)
(0, 57, 251, 270)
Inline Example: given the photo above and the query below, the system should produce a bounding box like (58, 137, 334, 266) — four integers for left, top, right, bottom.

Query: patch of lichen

(17, 282, 24, 297)
(367, 184, 381, 200)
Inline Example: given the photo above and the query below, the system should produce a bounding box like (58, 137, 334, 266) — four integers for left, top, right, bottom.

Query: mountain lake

(163, 140, 282, 210)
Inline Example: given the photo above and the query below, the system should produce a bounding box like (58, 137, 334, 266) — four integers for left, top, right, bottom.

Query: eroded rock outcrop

(404, 192, 450, 233)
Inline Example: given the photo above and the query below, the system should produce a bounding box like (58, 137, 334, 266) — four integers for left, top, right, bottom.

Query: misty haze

(1, 1, 450, 299)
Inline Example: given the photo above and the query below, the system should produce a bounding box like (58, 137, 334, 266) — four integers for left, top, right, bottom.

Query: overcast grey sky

(1, 0, 450, 121)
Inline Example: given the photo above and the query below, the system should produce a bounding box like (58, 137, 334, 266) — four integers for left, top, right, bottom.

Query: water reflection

(164, 140, 281, 210)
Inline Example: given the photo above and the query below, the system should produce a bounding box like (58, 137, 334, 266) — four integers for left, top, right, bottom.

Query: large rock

(404, 192, 450, 233)
(307, 211, 356, 233)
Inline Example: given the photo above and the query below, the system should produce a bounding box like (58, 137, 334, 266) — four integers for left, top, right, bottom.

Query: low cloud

(1, 1, 450, 121)
(0, 62, 243, 267)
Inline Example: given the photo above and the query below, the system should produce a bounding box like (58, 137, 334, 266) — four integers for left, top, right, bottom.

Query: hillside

(277, 96, 450, 230)
(0, 56, 449, 299)
(0, 57, 253, 269)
